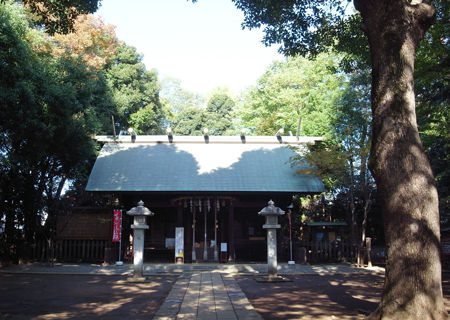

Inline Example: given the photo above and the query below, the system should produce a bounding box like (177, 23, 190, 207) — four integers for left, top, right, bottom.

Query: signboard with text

(175, 227, 184, 263)
(112, 210, 122, 242)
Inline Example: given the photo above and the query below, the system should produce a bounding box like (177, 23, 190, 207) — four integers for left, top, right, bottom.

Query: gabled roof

(85, 135, 324, 193)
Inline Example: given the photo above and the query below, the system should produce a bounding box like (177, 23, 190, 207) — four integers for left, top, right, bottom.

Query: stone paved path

(153, 272, 262, 320)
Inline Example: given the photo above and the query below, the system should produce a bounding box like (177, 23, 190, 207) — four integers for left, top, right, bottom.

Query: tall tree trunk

(354, 1, 447, 319)
(360, 189, 372, 267)
(348, 156, 357, 246)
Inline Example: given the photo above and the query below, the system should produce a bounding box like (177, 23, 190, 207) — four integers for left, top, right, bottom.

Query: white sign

(221, 242, 227, 252)
(175, 227, 184, 258)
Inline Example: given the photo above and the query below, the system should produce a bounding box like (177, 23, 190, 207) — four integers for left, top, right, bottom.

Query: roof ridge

(94, 135, 324, 145)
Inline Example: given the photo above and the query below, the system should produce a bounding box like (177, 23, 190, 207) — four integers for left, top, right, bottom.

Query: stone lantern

(127, 200, 154, 279)
(258, 200, 285, 278)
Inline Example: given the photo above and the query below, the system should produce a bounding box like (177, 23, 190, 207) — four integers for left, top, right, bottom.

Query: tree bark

(360, 190, 371, 267)
(348, 156, 357, 246)
(354, 0, 447, 319)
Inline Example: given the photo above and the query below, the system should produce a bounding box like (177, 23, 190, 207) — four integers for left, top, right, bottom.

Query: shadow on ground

(237, 273, 450, 320)
(0, 274, 177, 320)
(1, 270, 449, 320)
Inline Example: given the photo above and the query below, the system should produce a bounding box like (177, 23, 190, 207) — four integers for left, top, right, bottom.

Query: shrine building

(85, 133, 324, 263)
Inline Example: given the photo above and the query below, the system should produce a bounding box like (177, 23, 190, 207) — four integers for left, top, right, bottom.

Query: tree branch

(410, 2, 436, 31)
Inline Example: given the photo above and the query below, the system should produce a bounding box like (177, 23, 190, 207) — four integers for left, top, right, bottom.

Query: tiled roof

(86, 136, 324, 193)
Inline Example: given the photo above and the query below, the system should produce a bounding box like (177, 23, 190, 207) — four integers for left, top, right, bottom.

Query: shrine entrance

(172, 196, 234, 263)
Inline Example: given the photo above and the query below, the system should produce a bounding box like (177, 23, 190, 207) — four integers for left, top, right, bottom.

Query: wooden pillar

(184, 202, 192, 263)
(228, 200, 235, 262)
(192, 202, 197, 262)
(221, 203, 226, 243)
(177, 202, 183, 227)
(214, 200, 219, 261)
(203, 198, 208, 261)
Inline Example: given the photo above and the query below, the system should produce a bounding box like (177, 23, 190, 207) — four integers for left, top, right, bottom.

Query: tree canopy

(238, 52, 344, 139)
(164, 86, 236, 136)
(104, 43, 164, 134)
(0, 2, 111, 250)
(51, 14, 118, 70)
(0, 2, 166, 259)
(20, 0, 101, 34)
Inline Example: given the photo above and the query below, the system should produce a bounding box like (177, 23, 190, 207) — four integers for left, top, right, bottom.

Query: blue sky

(96, 0, 283, 95)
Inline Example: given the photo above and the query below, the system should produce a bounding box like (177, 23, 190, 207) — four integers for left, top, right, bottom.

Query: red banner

(112, 210, 122, 242)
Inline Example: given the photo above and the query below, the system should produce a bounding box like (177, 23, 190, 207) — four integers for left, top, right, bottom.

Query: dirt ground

(0, 272, 448, 320)
(236, 273, 450, 320)
(0, 274, 177, 320)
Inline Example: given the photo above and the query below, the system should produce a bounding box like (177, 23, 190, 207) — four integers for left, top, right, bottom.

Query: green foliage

(237, 52, 344, 139)
(160, 77, 205, 114)
(232, 0, 349, 56)
(128, 102, 164, 135)
(298, 68, 373, 194)
(0, 3, 167, 261)
(0, 2, 111, 259)
(335, 69, 371, 162)
(20, 0, 101, 34)
(163, 84, 236, 136)
(298, 143, 349, 190)
(203, 88, 235, 135)
(160, 77, 205, 134)
(171, 106, 204, 135)
(231, 0, 369, 72)
(291, 68, 374, 243)
(104, 43, 165, 134)
(415, 0, 450, 221)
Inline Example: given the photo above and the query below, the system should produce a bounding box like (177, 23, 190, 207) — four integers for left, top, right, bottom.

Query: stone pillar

(267, 228, 277, 274)
(259, 200, 285, 278)
(127, 200, 154, 279)
(133, 227, 146, 276)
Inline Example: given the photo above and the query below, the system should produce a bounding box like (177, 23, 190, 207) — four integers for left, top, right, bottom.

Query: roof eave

(93, 135, 324, 145)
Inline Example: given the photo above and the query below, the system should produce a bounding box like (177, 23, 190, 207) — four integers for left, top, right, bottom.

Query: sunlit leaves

(51, 14, 118, 71)
(104, 43, 164, 134)
(237, 52, 344, 139)
(203, 88, 235, 135)
(165, 87, 236, 136)
(129, 103, 163, 135)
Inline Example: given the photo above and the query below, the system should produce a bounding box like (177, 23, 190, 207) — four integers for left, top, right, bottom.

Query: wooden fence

(29, 239, 109, 263)
(27, 239, 384, 264)
(294, 241, 359, 263)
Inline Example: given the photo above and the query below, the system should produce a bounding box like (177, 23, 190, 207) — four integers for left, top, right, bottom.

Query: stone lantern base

(126, 276, 149, 283)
